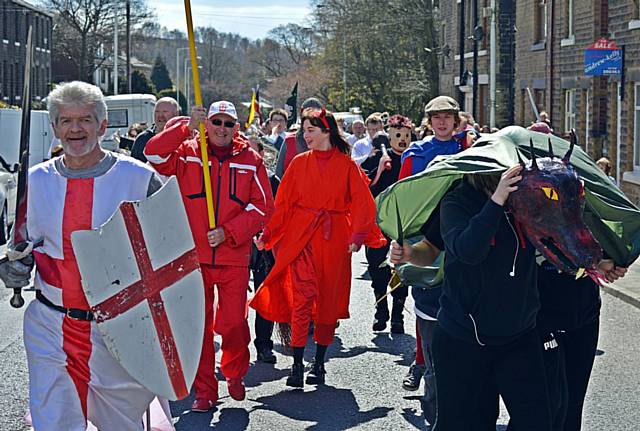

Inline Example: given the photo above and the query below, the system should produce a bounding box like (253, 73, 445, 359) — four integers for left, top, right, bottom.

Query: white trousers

(24, 299, 156, 431)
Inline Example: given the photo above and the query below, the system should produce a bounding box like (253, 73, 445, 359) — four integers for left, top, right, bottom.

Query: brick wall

(514, 0, 549, 127)
(437, 0, 514, 127)
(607, 0, 640, 206)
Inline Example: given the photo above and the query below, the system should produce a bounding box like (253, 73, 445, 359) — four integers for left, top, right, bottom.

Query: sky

(155, 0, 314, 40)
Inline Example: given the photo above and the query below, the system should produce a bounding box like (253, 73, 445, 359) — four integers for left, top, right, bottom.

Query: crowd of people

(0, 80, 631, 431)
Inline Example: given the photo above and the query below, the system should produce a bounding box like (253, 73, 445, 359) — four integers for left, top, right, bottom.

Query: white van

(0, 109, 54, 168)
(0, 109, 54, 243)
(103, 94, 156, 150)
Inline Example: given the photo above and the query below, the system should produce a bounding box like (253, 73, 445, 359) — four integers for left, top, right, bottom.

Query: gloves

(0, 254, 34, 289)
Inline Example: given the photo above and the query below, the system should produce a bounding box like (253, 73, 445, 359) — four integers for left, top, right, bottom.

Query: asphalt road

(1, 251, 640, 430)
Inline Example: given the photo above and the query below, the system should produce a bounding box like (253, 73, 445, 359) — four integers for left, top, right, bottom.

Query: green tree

(151, 56, 173, 92)
(312, 0, 440, 121)
(119, 71, 155, 94)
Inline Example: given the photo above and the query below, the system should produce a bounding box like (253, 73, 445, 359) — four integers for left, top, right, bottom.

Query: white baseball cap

(207, 101, 237, 120)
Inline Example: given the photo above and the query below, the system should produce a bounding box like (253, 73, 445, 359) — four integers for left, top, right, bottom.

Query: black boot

(306, 361, 326, 384)
(390, 297, 405, 334)
(286, 363, 305, 388)
(373, 295, 389, 332)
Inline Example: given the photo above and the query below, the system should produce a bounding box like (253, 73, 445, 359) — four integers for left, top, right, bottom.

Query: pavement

(600, 259, 640, 309)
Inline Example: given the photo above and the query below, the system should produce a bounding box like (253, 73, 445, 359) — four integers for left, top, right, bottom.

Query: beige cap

(425, 96, 460, 115)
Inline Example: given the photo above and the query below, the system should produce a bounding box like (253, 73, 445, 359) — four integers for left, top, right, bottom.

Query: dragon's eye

(541, 187, 559, 201)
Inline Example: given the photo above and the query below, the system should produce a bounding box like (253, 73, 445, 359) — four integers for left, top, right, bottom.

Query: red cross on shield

(71, 178, 204, 401)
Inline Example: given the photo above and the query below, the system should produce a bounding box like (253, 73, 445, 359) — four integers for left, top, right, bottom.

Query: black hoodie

(437, 179, 539, 346)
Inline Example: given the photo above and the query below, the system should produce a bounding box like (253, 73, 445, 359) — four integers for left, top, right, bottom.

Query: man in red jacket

(145, 100, 274, 412)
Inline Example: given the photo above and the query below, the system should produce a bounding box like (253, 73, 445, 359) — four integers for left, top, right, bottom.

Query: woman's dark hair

(300, 107, 350, 155)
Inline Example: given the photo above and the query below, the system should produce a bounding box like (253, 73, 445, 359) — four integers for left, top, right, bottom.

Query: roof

(104, 94, 157, 102)
(10, 0, 53, 18)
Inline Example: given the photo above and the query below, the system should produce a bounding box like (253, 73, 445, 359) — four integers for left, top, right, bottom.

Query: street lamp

(176, 47, 189, 103)
(184, 56, 201, 110)
(185, 64, 202, 112)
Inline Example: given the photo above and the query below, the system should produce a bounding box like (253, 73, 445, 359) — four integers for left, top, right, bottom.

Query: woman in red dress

(250, 108, 385, 387)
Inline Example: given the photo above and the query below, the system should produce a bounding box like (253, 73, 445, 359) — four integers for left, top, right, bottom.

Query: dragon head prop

(507, 131, 603, 279)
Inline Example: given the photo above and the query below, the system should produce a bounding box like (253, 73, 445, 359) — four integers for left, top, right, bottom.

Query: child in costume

(360, 115, 413, 333)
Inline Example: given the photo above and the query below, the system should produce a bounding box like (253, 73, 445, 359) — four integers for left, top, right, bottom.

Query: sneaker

(227, 378, 246, 401)
(305, 361, 326, 385)
(390, 322, 405, 334)
(286, 363, 305, 388)
(257, 348, 277, 364)
(191, 397, 216, 412)
(372, 318, 387, 332)
(402, 362, 426, 391)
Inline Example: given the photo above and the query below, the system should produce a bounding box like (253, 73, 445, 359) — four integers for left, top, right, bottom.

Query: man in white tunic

(0, 81, 164, 430)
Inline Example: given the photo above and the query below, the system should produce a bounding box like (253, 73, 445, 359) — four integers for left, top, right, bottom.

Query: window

(457, 1, 474, 53)
(634, 84, 640, 169)
(565, 89, 577, 132)
(2, 3, 8, 40)
(108, 109, 128, 128)
(566, 0, 574, 37)
(441, 23, 446, 70)
(534, 89, 546, 114)
(534, 0, 548, 44)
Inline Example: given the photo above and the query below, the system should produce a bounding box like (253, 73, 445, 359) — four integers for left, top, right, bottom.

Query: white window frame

(567, 0, 574, 37)
(565, 89, 576, 133)
(634, 83, 640, 169)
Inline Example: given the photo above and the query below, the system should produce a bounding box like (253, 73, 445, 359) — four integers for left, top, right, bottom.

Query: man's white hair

(47, 81, 107, 124)
(155, 97, 180, 112)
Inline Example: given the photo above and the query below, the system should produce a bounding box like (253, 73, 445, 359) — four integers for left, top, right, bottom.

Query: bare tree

(45, 0, 152, 81)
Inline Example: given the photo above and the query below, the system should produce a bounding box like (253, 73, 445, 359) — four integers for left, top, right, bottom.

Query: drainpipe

(459, 0, 466, 106)
(617, 46, 626, 185)
(548, 0, 554, 123)
(489, 0, 496, 128)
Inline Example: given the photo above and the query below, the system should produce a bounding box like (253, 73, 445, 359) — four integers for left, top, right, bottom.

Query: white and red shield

(71, 177, 204, 401)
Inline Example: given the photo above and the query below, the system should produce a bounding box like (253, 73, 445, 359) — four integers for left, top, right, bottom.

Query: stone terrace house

(437, 0, 516, 129)
(438, 0, 640, 205)
(607, 0, 640, 203)
(0, 0, 52, 105)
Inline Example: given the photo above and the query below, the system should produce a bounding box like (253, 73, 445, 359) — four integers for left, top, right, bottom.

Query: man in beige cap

(395, 94, 467, 426)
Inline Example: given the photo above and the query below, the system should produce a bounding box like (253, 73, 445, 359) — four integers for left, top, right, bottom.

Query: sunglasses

(210, 118, 236, 128)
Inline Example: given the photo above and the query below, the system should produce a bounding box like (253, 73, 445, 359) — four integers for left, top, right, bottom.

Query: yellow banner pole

(184, 0, 216, 228)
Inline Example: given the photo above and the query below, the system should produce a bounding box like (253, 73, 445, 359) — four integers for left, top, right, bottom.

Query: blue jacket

(401, 135, 464, 175)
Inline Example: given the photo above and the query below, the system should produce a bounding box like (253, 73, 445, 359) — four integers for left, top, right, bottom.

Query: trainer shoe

(305, 361, 326, 385)
(227, 378, 246, 401)
(191, 397, 216, 412)
(402, 362, 426, 391)
(286, 363, 305, 388)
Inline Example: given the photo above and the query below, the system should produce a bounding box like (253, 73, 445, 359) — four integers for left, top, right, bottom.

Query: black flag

(284, 82, 298, 128)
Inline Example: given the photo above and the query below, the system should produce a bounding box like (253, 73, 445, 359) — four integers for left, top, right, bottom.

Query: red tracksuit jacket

(145, 123, 274, 267)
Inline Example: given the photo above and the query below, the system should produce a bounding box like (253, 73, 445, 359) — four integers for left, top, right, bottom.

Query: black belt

(36, 291, 94, 321)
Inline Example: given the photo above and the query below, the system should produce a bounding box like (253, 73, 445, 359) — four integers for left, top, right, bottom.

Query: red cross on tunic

(92, 202, 200, 399)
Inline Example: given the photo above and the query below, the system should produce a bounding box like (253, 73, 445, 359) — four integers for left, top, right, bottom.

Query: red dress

(250, 147, 385, 345)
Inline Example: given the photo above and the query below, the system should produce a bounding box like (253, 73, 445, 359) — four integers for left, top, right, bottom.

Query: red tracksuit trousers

(193, 265, 250, 401)
(290, 246, 336, 348)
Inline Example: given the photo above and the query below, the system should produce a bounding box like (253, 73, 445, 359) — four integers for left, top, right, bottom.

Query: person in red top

(250, 108, 386, 388)
(144, 101, 274, 412)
